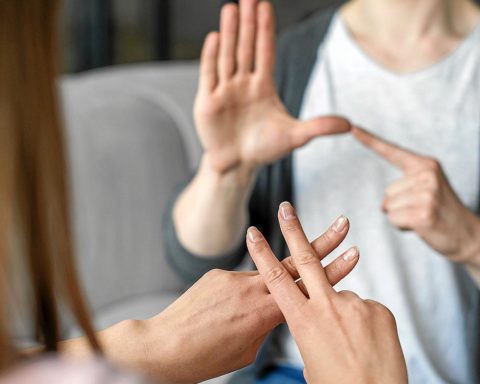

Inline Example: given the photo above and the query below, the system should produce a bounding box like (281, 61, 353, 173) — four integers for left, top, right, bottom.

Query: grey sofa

(62, 63, 231, 383)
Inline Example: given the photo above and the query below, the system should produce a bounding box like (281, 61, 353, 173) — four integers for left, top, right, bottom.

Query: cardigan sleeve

(162, 179, 249, 285)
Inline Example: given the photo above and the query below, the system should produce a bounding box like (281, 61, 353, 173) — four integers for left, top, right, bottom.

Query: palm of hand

(195, 77, 298, 172)
(194, 1, 350, 174)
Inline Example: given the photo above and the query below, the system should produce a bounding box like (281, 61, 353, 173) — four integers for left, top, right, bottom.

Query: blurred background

(61, 0, 343, 72)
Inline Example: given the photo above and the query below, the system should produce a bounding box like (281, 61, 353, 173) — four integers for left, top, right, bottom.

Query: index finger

(352, 126, 424, 172)
(246, 227, 307, 315)
(278, 202, 332, 300)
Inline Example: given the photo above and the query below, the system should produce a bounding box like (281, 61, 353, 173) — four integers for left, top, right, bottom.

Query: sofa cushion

(61, 63, 201, 315)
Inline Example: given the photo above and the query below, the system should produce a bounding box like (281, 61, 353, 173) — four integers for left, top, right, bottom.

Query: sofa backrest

(61, 63, 201, 314)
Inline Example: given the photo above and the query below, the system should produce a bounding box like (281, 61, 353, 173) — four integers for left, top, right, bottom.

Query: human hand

(142, 214, 359, 384)
(247, 202, 408, 384)
(353, 126, 480, 266)
(194, 0, 350, 174)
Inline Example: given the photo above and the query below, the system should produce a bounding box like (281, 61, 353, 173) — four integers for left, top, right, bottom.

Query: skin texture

(60, 216, 359, 384)
(173, 0, 351, 257)
(353, 127, 480, 286)
(247, 202, 408, 384)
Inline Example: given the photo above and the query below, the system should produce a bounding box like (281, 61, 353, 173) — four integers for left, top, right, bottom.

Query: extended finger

(237, 0, 257, 74)
(283, 246, 360, 286)
(282, 214, 351, 278)
(219, 4, 239, 81)
(255, 1, 275, 78)
(199, 32, 220, 93)
(290, 116, 351, 149)
(247, 226, 307, 314)
(278, 202, 332, 298)
(352, 126, 424, 172)
(311, 215, 350, 258)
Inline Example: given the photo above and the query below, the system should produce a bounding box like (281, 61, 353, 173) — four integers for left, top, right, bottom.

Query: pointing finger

(352, 126, 425, 172)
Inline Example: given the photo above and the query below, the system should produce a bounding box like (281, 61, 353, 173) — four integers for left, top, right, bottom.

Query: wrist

(103, 318, 180, 384)
(201, 153, 258, 191)
(453, 210, 480, 269)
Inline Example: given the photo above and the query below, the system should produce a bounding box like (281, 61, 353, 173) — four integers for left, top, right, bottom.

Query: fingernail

(332, 215, 348, 233)
(247, 227, 263, 243)
(280, 202, 296, 220)
(343, 247, 359, 261)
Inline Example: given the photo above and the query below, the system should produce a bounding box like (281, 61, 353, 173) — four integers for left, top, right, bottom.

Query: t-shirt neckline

(331, 11, 480, 80)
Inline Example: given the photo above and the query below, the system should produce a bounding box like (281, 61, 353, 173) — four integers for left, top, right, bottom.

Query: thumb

(290, 116, 351, 148)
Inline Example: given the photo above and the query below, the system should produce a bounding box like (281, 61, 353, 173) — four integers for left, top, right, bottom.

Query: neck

(343, 0, 475, 43)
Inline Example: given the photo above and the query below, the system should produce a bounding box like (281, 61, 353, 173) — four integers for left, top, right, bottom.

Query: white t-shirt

(283, 13, 480, 383)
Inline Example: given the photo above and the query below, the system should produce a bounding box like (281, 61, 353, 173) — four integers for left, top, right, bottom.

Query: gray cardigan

(163, 5, 340, 383)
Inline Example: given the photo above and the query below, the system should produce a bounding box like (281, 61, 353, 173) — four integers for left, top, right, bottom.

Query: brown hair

(0, 0, 100, 369)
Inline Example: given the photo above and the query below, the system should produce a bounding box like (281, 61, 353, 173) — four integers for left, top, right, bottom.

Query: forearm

(173, 155, 256, 257)
(59, 319, 179, 384)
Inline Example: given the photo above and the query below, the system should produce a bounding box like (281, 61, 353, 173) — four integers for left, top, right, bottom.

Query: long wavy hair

(0, 0, 100, 369)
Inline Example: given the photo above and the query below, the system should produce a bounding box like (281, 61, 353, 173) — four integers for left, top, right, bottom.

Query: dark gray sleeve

(162, 182, 248, 285)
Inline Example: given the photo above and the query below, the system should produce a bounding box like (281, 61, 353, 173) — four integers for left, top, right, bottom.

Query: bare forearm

(173, 156, 256, 257)
(59, 319, 179, 384)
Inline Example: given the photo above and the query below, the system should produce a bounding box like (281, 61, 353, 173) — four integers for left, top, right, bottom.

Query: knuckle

(322, 228, 337, 245)
(282, 256, 296, 273)
(282, 220, 301, 233)
(204, 268, 224, 279)
(422, 171, 439, 189)
(369, 301, 396, 323)
(325, 260, 341, 281)
(337, 290, 360, 302)
(265, 266, 288, 286)
(418, 208, 437, 227)
(424, 158, 441, 172)
(294, 250, 319, 266)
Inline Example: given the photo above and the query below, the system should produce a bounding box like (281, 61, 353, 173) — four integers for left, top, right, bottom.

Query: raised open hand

(353, 126, 480, 265)
(194, 0, 351, 174)
(247, 202, 407, 384)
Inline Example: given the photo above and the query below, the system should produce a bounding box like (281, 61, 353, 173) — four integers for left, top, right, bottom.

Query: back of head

(0, 0, 99, 369)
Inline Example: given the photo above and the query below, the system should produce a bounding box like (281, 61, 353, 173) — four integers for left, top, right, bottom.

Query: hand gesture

(353, 126, 480, 264)
(194, 0, 351, 174)
(149, 214, 359, 384)
(247, 202, 407, 384)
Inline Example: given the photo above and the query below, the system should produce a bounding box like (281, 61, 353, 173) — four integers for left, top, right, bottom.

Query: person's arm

(353, 127, 480, 287)
(173, 158, 255, 258)
(60, 215, 359, 384)
(173, 0, 350, 258)
(247, 202, 408, 384)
